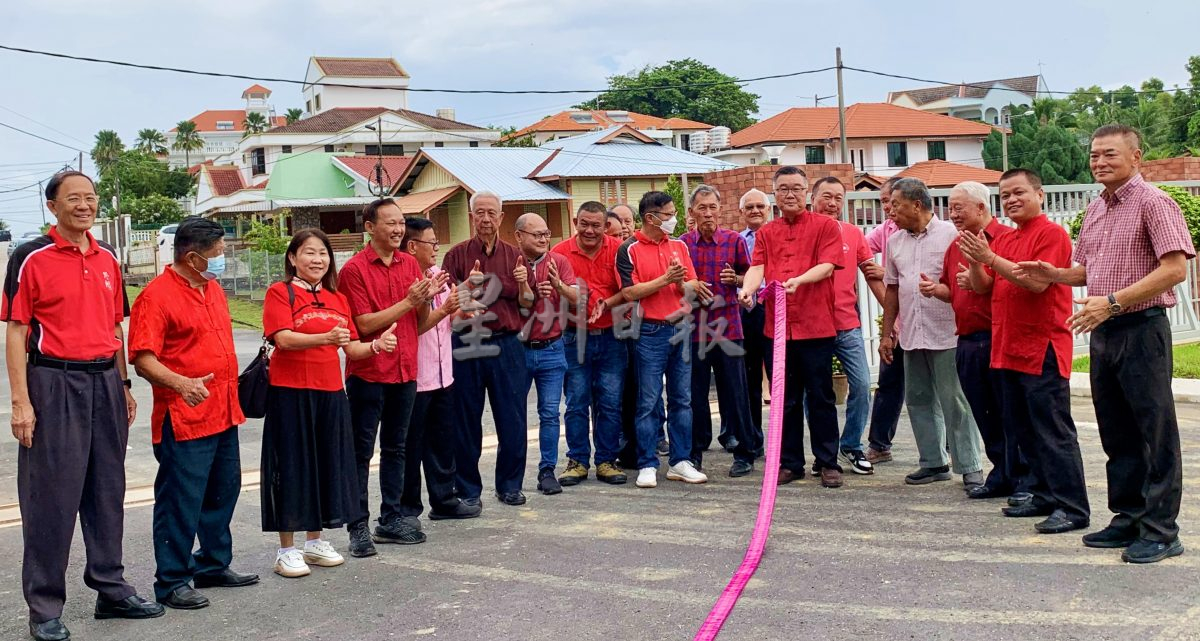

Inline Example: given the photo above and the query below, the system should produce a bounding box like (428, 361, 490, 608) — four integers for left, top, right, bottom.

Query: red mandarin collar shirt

(750, 211, 843, 340)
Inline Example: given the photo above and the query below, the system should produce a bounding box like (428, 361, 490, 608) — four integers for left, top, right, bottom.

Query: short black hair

(363, 198, 397, 225)
(285, 229, 340, 292)
(174, 216, 225, 262)
(577, 201, 606, 217)
(402, 215, 434, 249)
(773, 165, 808, 183)
(45, 171, 96, 200)
(1091, 123, 1142, 149)
(999, 168, 1043, 191)
(605, 210, 620, 220)
(810, 176, 845, 195)
(638, 191, 675, 220)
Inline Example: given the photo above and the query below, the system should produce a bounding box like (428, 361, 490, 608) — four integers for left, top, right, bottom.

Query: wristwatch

(1107, 293, 1123, 315)
(122, 379, 133, 389)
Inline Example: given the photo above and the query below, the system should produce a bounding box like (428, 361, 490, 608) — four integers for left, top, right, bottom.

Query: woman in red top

(260, 230, 398, 578)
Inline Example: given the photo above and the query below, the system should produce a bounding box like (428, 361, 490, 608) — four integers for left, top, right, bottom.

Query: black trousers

(741, 305, 768, 439)
(152, 415, 241, 601)
(451, 333, 529, 498)
(956, 332, 1030, 493)
(690, 341, 761, 467)
(998, 346, 1089, 522)
(765, 338, 842, 473)
(618, 338, 640, 468)
(346, 376, 417, 528)
(20, 365, 134, 623)
(1091, 310, 1182, 542)
(402, 384, 461, 517)
(868, 343, 906, 452)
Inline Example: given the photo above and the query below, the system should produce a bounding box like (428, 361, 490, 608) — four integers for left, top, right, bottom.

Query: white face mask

(657, 215, 678, 236)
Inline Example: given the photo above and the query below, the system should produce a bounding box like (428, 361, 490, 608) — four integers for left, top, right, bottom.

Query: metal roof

(418, 148, 569, 202)
(533, 127, 735, 178)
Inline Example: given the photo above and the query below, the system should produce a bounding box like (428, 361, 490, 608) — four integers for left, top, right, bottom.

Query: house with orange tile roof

(714, 103, 998, 177)
(164, 85, 288, 168)
(894, 159, 1004, 187)
(505, 109, 714, 150)
(887, 75, 1048, 126)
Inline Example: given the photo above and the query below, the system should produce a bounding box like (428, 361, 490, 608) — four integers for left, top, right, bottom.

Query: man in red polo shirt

(339, 198, 435, 556)
(553, 201, 629, 486)
(738, 166, 845, 488)
(958, 168, 1090, 535)
(512, 212, 577, 495)
(616, 190, 712, 489)
(920, 181, 1030, 503)
(5, 171, 164, 641)
(129, 216, 258, 611)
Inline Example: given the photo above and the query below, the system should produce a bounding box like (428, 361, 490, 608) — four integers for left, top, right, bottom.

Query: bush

(124, 193, 186, 226)
(1070, 184, 1200, 249)
(243, 218, 290, 255)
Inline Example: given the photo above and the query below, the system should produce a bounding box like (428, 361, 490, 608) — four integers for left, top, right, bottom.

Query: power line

(0, 120, 85, 152)
(0, 104, 90, 145)
(844, 66, 1196, 97)
(0, 44, 834, 95)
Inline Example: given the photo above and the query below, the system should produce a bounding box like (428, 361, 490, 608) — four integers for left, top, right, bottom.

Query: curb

(1068, 372, 1200, 404)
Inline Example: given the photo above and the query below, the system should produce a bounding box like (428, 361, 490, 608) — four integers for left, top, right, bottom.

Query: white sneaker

(303, 539, 345, 567)
(667, 460, 708, 484)
(636, 467, 658, 488)
(274, 549, 311, 578)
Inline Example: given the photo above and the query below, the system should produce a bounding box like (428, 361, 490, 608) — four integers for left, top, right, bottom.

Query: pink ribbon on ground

(694, 281, 787, 641)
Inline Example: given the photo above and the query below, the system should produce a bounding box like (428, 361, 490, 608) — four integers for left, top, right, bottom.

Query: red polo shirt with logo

(339, 246, 422, 384)
(989, 214, 1073, 378)
(941, 219, 1012, 336)
(751, 211, 843, 340)
(128, 268, 244, 444)
(2, 227, 127, 360)
(615, 231, 698, 323)
(552, 234, 622, 330)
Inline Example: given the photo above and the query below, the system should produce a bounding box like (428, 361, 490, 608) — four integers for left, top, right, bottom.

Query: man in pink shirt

(399, 217, 480, 524)
(810, 177, 884, 475)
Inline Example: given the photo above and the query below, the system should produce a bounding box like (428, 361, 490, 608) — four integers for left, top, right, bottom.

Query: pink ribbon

(694, 281, 786, 641)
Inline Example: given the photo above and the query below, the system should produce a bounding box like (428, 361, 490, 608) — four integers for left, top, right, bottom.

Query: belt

(29, 352, 116, 373)
(588, 328, 608, 336)
(641, 319, 681, 328)
(959, 331, 991, 341)
(525, 336, 561, 350)
(1103, 306, 1166, 329)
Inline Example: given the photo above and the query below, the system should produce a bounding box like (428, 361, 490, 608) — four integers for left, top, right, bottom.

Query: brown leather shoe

(777, 468, 802, 485)
(865, 448, 892, 464)
(820, 468, 844, 488)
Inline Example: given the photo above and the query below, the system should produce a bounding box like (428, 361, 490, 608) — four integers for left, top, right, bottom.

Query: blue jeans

(563, 330, 625, 467)
(634, 322, 692, 469)
(525, 340, 568, 472)
(835, 328, 872, 451)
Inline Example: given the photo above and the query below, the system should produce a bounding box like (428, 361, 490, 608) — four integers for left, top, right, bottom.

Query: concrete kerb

(1069, 372, 1200, 404)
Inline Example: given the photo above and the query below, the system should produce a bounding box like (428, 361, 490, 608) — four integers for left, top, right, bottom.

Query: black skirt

(260, 386, 363, 532)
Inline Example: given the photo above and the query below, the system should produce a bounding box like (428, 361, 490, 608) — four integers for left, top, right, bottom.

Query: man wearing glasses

(738, 188, 771, 448)
(512, 213, 577, 495)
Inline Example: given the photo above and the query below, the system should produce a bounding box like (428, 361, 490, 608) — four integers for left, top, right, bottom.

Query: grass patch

(126, 284, 263, 331)
(1073, 341, 1200, 379)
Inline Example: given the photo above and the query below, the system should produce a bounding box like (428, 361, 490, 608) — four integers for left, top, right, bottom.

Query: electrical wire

(0, 121, 86, 152)
(844, 66, 1196, 97)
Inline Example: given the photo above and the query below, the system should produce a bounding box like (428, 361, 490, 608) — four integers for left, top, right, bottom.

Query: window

(215, 121, 234, 131)
(365, 144, 405, 156)
(927, 140, 946, 161)
(324, 145, 334, 153)
(805, 145, 826, 164)
(434, 141, 444, 148)
(282, 145, 292, 154)
(850, 148, 866, 171)
(469, 141, 479, 148)
(305, 100, 312, 113)
(250, 148, 266, 176)
(887, 141, 908, 167)
(314, 94, 321, 111)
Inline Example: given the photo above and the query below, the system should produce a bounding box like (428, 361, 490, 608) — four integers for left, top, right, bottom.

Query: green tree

(243, 214, 291, 254)
(96, 151, 193, 216)
(91, 130, 125, 178)
(576, 59, 759, 131)
(0, 219, 9, 231)
(123, 193, 186, 226)
(242, 111, 269, 138)
(172, 120, 204, 168)
(492, 125, 537, 148)
(134, 128, 168, 156)
(285, 108, 303, 125)
(663, 175, 686, 238)
(982, 115, 1089, 184)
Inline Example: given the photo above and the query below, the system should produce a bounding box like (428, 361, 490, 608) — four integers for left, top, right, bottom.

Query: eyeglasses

(56, 195, 99, 207)
(517, 230, 552, 240)
(410, 239, 440, 249)
(645, 210, 676, 219)
(774, 187, 807, 195)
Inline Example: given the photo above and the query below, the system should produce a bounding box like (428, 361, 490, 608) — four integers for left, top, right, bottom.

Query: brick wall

(701, 163, 856, 231)
(1141, 157, 1200, 182)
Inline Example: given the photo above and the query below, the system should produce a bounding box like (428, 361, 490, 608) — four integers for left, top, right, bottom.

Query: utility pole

(835, 47, 848, 165)
(1002, 127, 1009, 171)
(78, 152, 83, 172)
(36, 180, 46, 226)
(373, 117, 385, 196)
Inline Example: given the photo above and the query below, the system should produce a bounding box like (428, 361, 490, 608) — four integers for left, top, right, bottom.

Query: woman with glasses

(260, 229, 399, 578)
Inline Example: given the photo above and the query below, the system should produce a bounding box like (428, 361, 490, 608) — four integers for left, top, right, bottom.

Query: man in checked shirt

(1017, 125, 1195, 562)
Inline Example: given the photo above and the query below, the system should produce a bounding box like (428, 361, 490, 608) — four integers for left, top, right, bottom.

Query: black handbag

(237, 283, 293, 419)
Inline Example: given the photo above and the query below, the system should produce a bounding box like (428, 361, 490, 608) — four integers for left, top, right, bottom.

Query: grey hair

(891, 178, 932, 211)
(688, 184, 721, 207)
(739, 188, 770, 209)
(950, 181, 991, 209)
(514, 212, 541, 232)
(469, 190, 503, 211)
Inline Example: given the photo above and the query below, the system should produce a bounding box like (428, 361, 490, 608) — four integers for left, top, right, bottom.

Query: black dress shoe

(1082, 525, 1138, 549)
(94, 595, 165, 619)
(157, 585, 210, 610)
(1002, 502, 1054, 518)
(429, 499, 482, 520)
(497, 490, 527, 506)
(729, 459, 753, 478)
(1034, 509, 1089, 534)
(29, 618, 69, 641)
(966, 485, 1010, 499)
(1007, 492, 1034, 507)
(1122, 538, 1185, 564)
(193, 568, 260, 588)
(462, 497, 483, 509)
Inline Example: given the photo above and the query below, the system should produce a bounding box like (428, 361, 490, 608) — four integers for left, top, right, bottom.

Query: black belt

(959, 331, 991, 341)
(29, 352, 116, 373)
(1103, 306, 1166, 329)
(525, 336, 561, 350)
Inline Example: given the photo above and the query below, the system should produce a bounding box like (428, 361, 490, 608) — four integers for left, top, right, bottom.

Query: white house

(503, 109, 716, 150)
(713, 103, 997, 176)
(887, 75, 1048, 126)
(164, 85, 287, 168)
(303, 57, 411, 115)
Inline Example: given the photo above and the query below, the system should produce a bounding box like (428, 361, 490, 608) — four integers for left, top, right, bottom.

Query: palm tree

(172, 120, 204, 168)
(134, 128, 168, 156)
(91, 130, 125, 178)
(285, 108, 303, 125)
(242, 112, 269, 138)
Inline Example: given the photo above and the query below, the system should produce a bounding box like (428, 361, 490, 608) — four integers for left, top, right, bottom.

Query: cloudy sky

(2, 0, 1198, 231)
